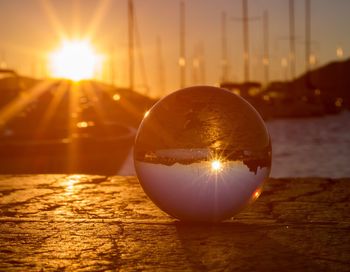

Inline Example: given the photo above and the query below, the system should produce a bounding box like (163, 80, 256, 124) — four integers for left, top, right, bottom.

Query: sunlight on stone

(64, 175, 83, 195)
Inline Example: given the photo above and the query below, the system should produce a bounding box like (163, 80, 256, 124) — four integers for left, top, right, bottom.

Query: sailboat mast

(289, 0, 296, 79)
(263, 10, 269, 85)
(179, 0, 186, 88)
(156, 36, 165, 96)
(221, 12, 228, 82)
(305, 0, 311, 72)
(128, 0, 134, 90)
(242, 0, 250, 82)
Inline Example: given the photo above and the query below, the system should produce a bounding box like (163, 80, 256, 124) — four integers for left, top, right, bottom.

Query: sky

(0, 0, 349, 97)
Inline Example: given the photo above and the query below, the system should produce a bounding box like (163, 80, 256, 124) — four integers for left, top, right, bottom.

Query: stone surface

(0, 175, 349, 271)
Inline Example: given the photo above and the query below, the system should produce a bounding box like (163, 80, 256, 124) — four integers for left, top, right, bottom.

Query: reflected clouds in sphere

(134, 86, 271, 222)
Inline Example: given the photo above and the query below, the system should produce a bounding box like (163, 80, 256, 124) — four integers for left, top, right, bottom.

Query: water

(120, 111, 350, 178)
(267, 111, 350, 178)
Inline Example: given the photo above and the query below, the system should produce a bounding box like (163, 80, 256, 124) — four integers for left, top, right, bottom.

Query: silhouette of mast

(134, 14, 150, 95)
(233, 0, 260, 82)
(128, 0, 134, 90)
(221, 12, 229, 82)
(179, 0, 186, 88)
(242, 0, 250, 82)
(191, 46, 199, 85)
(198, 43, 206, 84)
(289, 0, 296, 79)
(156, 36, 165, 96)
(263, 10, 269, 85)
(305, 0, 311, 72)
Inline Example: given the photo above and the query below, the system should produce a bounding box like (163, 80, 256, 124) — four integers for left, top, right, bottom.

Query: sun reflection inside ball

(134, 86, 271, 222)
(211, 160, 223, 172)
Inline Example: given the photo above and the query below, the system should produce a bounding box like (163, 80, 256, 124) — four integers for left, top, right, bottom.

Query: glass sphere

(134, 86, 271, 222)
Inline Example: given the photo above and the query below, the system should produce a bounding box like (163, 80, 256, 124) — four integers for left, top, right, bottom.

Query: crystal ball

(134, 86, 271, 222)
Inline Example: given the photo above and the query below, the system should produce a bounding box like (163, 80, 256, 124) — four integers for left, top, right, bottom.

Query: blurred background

(0, 0, 349, 177)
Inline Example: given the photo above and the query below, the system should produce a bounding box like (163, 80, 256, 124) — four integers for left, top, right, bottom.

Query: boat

(0, 74, 153, 175)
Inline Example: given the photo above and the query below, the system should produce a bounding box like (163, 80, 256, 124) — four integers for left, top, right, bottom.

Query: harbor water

(267, 110, 350, 178)
(119, 111, 350, 178)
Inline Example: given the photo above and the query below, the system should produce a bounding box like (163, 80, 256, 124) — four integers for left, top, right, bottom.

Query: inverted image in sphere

(134, 86, 271, 222)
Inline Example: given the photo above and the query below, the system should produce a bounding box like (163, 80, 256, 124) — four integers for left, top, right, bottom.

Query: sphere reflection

(134, 86, 271, 222)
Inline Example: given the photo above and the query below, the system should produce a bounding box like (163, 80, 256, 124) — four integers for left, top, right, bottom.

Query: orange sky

(0, 0, 349, 97)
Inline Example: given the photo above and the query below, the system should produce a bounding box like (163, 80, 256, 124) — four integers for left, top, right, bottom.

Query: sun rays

(0, 80, 58, 129)
(39, 0, 110, 81)
(0, 1, 151, 175)
(0, 79, 140, 141)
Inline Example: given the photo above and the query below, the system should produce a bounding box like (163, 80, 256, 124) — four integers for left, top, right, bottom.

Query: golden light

(263, 94, 270, 101)
(76, 121, 88, 128)
(250, 188, 262, 202)
(232, 89, 241, 96)
(309, 54, 317, 65)
(76, 121, 95, 128)
(337, 47, 344, 58)
(262, 57, 269, 66)
(66, 178, 77, 193)
(49, 40, 103, 81)
(335, 97, 343, 108)
(64, 175, 83, 195)
(211, 159, 223, 172)
(281, 57, 288, 67)
(113, 94, 121, 101)
(254, 190, 261, 198)
(178, 57, 186, 67)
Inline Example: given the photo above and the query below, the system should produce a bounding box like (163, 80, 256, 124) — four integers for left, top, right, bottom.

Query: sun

(49, 40, 103, 81)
